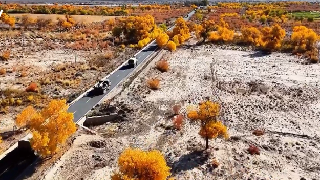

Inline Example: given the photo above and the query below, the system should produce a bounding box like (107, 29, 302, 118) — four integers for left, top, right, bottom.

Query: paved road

(68, 10, 196, 122)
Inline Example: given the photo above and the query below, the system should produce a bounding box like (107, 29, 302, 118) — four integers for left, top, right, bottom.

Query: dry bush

(26, 82, 39, 92)
(173, 114, 184, 130)
(252, 129, 265, 136)
(0, 68, 6, 75)
(0, 50, 10, 61)
(147, 78, 160, 90)
(248, 145, 260, 155)
(172, 104, 181, 115)
(211, 159, 220, 168)
(89, 52, 114, 67)
(156, 59, 169, 72)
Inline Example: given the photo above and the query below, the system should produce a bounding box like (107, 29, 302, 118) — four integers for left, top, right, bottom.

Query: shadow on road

(0, 145, 38, 180)
(171, 150, 209, 174)
(119, 64, 133, 70)
(86, 89, 104, 98)
(142, 45, 158, 52)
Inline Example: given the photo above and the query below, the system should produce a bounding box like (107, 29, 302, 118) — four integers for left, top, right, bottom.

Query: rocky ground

(31, 39, 320, 180)
(0, 34, 136, 152)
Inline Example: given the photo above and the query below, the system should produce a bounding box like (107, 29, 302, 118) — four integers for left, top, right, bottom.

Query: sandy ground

(9, 14, 119, 24)
(29, 39, 320, 180)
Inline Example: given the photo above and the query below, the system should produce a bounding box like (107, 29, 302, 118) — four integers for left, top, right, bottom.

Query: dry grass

(10, 14, 120, 24)
(147, 78, 160, 90)
(156, 59, 169, 72)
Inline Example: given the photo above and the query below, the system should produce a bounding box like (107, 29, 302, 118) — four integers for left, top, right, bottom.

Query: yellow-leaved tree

(15, 99, 76, 157)
(169, 17, 191, 46)
(187, 100, 228, 149)
(291, 26, 319, 53)
(261, 24, 286, 51)
(0, 13, 16, 27)
(156, 33, 169, 48)
(240, 26, 263, 47)
(167, 40, 176, 51)
(111, 148, 170, 180)
(208, 18, 234, 43)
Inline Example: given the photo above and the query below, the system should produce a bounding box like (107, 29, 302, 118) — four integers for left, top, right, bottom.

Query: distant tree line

(184, 0, 209, 7)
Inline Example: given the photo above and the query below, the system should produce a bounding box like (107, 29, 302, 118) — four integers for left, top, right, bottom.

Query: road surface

(68, 9, 196, 122)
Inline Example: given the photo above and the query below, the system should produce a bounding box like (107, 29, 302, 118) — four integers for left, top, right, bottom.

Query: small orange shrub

(0, 68, 6, 75)
(1, 50, 10, 61)
(147, 78, 160, 90)
(26, 82, 38, 92)
(248, 145, 260, 155)
(172, 104, 181, 115)
(252, 129, 265, 136)
(173, 114, 184, 130)
(156, 59, 169, 72)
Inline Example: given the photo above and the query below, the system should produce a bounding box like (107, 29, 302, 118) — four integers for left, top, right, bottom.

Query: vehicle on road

(91, 79, 111, 95)
(128, 57, 138, 68)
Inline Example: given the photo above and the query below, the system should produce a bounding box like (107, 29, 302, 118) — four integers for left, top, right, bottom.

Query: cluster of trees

(0, 3, 183, 16)
(15, 99, 76, 157)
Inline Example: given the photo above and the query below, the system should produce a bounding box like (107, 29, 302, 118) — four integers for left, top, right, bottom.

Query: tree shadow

(243, 51, 271, 58)
(171, 150, 209, 174)
(142, 45, 158, 52)
(0, 130, 23, 141)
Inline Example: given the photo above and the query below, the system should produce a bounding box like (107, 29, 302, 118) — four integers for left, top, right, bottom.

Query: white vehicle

(128, 57, 138, 67)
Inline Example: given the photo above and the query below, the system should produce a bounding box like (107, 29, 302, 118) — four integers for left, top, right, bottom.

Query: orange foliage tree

(113, 15, 158, 47)
(111, 148, 170, 180)
(167, 40, 176, 51)
(170, 17, 191, 46)
(291, 26, 319, 54)
(15, 99, 76, 157)
(208, 18, 234, 43)
(156, 33, 169, 48)
(260, 24, 286, 51)
(195, 19, 216, 42)
(187, 100, 228, 149)
(240, 26, 263, 47)
(0, 13, 15, 27)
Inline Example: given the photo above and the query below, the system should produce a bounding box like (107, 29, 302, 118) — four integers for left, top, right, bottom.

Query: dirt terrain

(33, 38, 320, 180)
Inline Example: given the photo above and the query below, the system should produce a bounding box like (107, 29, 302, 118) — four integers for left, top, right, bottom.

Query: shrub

(172, 104, 181, 115)
(0, 68, 6, 75)
(156, 59, 169, 72)
(26, 82, 38, 92)
(248, 145, 260, 155)
(111, 148, 170, 180)
(147, 78, 160, 90)
(252, 129, 265, 136)
(173, 114, 184, 130)
(0, 50, 10, 61)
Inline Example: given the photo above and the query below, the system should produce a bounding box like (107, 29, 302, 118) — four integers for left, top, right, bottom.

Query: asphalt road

(68, 9, 196, 122)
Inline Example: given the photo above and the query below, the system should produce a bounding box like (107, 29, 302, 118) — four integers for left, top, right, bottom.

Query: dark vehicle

(91, 79, 111, 95)
(128, 57, 138, 68)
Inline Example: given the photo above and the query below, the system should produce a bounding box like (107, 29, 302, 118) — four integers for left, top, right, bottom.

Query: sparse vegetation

(156, 59, 169, 72)
(147, 78, 160, 90)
